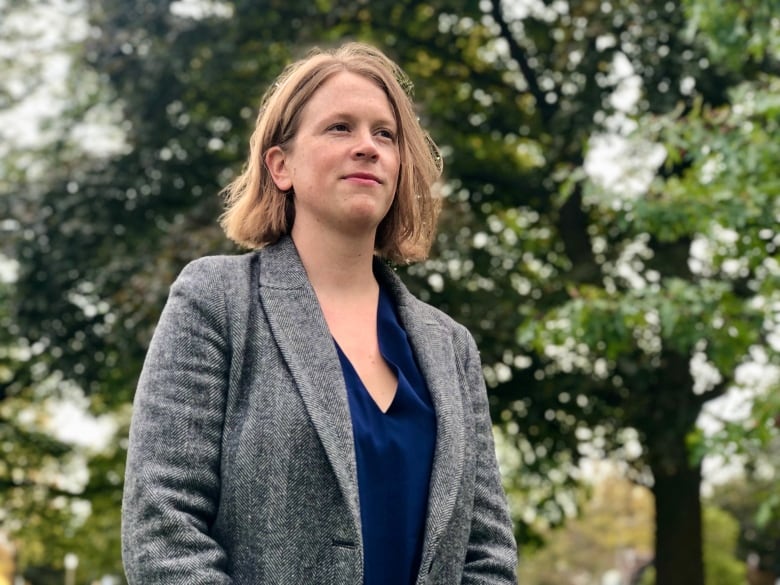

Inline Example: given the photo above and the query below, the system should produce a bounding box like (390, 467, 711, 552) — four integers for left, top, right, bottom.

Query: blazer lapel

(257, 237, 361, 533)
(379, 264, 466, 570)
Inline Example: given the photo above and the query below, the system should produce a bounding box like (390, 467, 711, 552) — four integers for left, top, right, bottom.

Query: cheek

(390, 149, 401, 177)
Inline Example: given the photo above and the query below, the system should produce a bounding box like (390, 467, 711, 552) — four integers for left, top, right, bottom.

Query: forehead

(302, 71, 397, 123)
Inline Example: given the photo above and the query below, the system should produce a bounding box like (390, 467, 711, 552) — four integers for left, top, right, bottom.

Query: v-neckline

(333, 339, 399, 415)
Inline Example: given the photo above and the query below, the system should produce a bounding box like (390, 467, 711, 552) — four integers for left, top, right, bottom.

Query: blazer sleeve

(459, 329, 518, 584)
(122, 258, 234, 585)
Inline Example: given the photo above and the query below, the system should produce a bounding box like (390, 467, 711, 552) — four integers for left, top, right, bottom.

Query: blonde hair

(219, 42, 442, 263)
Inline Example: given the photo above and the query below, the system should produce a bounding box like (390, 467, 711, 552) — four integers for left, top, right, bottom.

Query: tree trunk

(651, 455, 705, 585)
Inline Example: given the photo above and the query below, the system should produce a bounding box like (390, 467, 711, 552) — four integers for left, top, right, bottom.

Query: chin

(348, 198, 391, 220)
(339, 208, 387, 236)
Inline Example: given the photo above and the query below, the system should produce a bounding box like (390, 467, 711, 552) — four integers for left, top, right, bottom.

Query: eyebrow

(323, 111, 397, 128)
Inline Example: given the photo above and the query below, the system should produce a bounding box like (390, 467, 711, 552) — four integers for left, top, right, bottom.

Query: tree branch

(489, 0, 556, 124)
(692, 380, 729, 407)
(557, 183, 601, 284)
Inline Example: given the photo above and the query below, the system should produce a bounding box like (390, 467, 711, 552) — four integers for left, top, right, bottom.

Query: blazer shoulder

(179, 251, 257, 278)
(404, 292, 477, 354)
(163, 251, 259, 318)
(171, 251, 257, 292)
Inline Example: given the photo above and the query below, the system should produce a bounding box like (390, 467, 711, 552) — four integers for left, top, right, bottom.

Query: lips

(343, 172, 382, 184)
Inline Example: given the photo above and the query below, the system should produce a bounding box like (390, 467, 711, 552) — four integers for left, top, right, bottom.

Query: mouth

(343, 172, 382, 184)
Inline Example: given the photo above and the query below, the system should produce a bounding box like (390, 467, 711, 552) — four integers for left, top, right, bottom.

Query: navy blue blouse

(334, 286, 437, 585)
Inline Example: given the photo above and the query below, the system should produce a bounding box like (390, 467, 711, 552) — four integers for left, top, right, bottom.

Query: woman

(121, 42, 517, 584)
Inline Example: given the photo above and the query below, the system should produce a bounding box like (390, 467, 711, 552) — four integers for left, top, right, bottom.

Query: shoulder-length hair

(219, 42, 442, 264)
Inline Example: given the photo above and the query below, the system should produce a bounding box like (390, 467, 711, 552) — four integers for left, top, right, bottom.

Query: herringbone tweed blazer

(121, 236, 517, 584)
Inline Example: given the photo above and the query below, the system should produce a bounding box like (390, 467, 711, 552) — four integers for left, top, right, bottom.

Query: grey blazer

(121, 236, 517, 584)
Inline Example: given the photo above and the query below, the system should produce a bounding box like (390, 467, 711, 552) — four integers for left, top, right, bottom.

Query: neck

(291, 226, 378, 299)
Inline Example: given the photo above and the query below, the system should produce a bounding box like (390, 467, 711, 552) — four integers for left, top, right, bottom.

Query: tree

(3, 0, 779, 582)
(521, 75, 780, 584)
(377, 3, 779, 583)
(0, 0, 134, 578)
(516, 468, 747, 585)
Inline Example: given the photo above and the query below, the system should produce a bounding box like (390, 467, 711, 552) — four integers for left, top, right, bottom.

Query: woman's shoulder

(167, 250, 259, 302)
(409, 294, 465, 332)
(410, 295, 477, 352)
(180, 250, 258, 275)
(173, 250, 257, 284)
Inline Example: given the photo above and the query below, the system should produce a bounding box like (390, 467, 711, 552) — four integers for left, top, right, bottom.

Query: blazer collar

(256, 236, 361, 536)
(376, 263, 467, 569)
(257, 236, 465, 561)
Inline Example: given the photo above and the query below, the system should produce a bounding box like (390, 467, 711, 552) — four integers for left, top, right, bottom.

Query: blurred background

(1, 0, 779, 583)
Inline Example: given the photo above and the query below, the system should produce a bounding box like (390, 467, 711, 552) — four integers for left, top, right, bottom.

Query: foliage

(682, 0, 780, 73)
(518, 470, 747, 585)
(710, 466, 780, 579)
(702, 506, 748, 585)
(517, 469, 654, 585)
(1, 0, 779, 581)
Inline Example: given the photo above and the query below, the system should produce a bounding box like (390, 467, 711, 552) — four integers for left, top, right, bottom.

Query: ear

(264, 146, 293, 191)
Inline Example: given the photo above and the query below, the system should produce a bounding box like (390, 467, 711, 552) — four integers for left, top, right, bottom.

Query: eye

(328, 123, 350, 132)
(376, 128, 397, 141)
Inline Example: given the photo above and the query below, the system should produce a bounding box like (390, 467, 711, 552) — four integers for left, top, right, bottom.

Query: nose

(352, 128, 379, 160)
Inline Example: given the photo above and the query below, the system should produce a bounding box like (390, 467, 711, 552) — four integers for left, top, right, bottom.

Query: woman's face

(265, 71, 401, 241)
